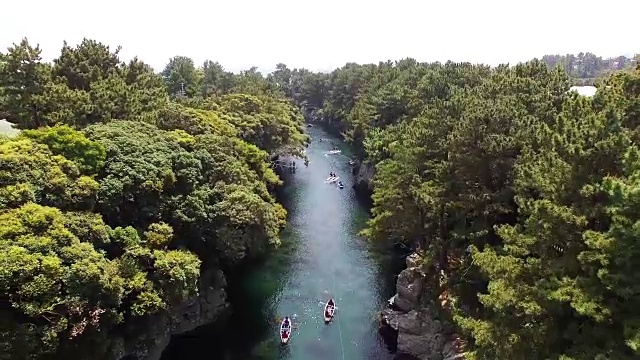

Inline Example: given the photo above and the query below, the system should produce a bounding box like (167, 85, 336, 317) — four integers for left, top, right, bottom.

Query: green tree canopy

(288, 53, 640, 359)
(0, 38, 304, 360)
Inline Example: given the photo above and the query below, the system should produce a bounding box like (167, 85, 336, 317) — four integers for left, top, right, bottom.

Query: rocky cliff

(353, 160, 375, 198)
(112, 269, 230, 360)
(379, 254, 464, 360)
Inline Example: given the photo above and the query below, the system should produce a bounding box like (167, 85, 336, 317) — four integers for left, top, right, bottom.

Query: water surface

(161, 127, 397, 360)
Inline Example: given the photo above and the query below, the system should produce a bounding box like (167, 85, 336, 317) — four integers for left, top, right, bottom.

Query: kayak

(338, 183, 344, 189)
(280, 317, 292, 344)
(325, 176, 339, 183)
(327, 150, 341, 155)
(324, 299, 336, 323)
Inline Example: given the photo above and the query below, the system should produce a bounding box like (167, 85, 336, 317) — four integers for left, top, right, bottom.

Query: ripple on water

(160, 128, 396, 360)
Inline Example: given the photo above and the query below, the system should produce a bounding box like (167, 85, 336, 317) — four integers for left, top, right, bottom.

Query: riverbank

(160, 127, 401, 360)
(301, 121, 461, 360)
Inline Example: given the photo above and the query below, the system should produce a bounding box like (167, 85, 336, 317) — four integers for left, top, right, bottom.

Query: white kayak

(326, 150, 341, 155)
(280, 317, 292, 344)
(325, 176, 339, 183)
(324, 299, 336, 323)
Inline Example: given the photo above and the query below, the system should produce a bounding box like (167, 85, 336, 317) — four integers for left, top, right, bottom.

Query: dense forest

(1, 37, 639, 360)
(0, 38, 306, 360)
(275, 57, 640, 359)
(540, 52, 637, 84)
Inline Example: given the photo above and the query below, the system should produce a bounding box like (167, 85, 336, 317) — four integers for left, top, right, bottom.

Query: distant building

(569, 85, 597, 97)
(0, 119, 20, 137)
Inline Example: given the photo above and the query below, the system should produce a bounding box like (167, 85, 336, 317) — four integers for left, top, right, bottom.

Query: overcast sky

(1, 0, 637, 73)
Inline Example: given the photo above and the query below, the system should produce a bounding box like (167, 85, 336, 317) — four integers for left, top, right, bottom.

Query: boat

(338, 182, 344, 189)
(326, 150, 341, 155)
(324, 299, 336, 323)
(325, 176, 339, 183)
(280, 317, 292, 344)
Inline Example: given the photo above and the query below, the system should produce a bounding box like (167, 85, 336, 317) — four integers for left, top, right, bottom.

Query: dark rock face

(353, 161, 375, 198)
(379, 254, 465, 360)
(115, 269, 230, 360)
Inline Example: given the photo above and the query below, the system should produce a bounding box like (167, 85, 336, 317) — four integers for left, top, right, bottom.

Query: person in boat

(338, 181, 344, 187)
(325, 304, 335, 317)
(281, 316, 291, 338)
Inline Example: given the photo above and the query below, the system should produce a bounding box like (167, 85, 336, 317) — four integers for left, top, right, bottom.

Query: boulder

(442, 340, 465, 360)
(380, 252, 465, 360)
(396, 310, 445, 360)
(381, 308, 447, 360)
(394, 268, 424, 312)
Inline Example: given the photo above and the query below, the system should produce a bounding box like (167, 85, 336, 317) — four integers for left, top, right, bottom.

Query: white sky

(1, 0, 637, 74)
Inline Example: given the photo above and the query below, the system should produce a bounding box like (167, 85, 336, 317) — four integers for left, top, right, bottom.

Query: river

(161, 127, 398, 360)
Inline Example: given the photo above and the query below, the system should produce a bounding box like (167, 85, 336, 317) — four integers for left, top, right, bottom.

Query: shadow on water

(160, 127, 403, 360)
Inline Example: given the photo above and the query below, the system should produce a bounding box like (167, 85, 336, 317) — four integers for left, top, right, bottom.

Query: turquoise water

(161, 127, 397, 360)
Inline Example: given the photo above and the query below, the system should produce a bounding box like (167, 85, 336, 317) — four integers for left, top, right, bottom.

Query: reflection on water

(161, 127, 398, 360)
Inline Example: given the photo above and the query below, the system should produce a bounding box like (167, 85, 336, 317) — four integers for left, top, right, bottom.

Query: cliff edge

(379, 254, 465, 360)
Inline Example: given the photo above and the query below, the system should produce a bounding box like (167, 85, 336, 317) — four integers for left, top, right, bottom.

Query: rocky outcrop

(380, 254, 464, 360)
(112, 268, 230, 360)
(353, 160, 375, 197)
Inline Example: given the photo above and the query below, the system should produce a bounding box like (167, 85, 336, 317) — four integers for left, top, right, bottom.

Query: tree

(200, 60, 234, 96)
(268, 63, 292, 97)
(0, 38, 52, 128)
(0, 37, 307, 359)
(161, 56, 202, 97)
(293, 53, 639, 359)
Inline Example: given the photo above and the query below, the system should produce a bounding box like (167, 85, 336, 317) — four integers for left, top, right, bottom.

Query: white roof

(569, 85, 597, 97)
(0, 119, 20, 137)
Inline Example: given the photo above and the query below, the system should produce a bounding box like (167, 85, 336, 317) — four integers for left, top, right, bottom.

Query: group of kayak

(280, 298, 337, 344)
(326, 172, 344, 189)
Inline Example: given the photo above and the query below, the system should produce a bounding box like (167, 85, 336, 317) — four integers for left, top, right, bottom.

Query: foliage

(541, 52, 637, 84)
(0, 37, 306, 359)
(288, 54, 640, 359)
(20, 124, 106, 174)
(0, 38, 168, 129)
(3, 33, 637, 360)
(0, 135, 99, 211)
(0, 202, 200, 359)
